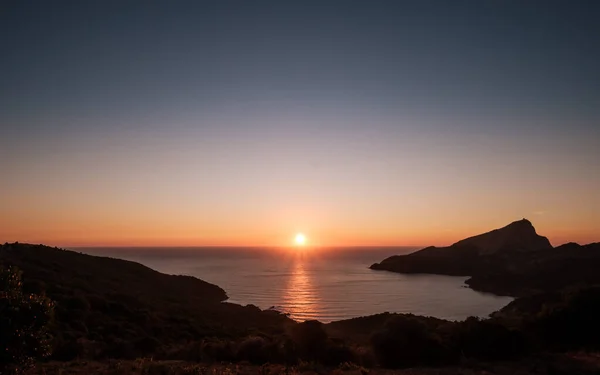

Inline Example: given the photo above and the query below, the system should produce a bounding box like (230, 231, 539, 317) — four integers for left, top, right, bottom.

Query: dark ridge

(1, 242, 228, 303)
(452, 219, 551, 255)
(370, 220, 600, 296)
(0, 242, 294, 360)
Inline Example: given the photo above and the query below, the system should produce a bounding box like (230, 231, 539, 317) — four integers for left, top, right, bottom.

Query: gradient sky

(1, 0, 599, 247)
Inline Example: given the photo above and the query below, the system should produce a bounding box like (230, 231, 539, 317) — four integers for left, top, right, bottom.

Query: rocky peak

(452, 219, 552, 255)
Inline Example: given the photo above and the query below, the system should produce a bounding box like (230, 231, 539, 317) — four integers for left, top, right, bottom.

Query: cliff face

(370, 220, 600, 296)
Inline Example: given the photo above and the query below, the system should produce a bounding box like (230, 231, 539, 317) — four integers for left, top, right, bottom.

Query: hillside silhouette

(371, 219, 600, 296)
(3, 241, 600, 373)
(0, 243, 293, 361)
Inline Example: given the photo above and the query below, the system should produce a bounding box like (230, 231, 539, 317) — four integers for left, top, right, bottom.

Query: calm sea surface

(77, 247, 513, 323)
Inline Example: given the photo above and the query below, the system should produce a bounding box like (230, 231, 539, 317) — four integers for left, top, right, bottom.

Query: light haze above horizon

(1, 1, 599, 247)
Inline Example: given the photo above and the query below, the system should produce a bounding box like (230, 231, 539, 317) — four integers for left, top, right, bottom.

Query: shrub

(320, 343, 356, 366)
(531, 287, 600, 350)
(201, 339, 235, 362)
(454, 317, 526, 360)
(63, 294, 90, 311)
(353, 346, 377, 368)
(236, 336, 271, 364)
(289, 320, 328, 360)
(102, 338, 137, 359)
(0, 267, 54, 373)
(370, 315, 449, 368)
(51, 334, 81, 361)
(135, 335, 161, 355)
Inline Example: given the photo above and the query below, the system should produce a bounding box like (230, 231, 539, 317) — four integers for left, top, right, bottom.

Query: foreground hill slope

(370, 220, 600, 296)
(23, 354, 600, 375)
(1, 243, 228, 303)
(3, 242, 600, 372)
(0, 243, 293, 359)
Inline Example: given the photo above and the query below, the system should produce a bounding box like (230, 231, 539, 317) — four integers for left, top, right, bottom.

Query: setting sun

(294, 233, 307, 246)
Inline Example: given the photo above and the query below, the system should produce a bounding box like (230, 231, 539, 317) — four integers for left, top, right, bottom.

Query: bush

(454, 317, 527, 360)
(320, 343, 356, 366)
(135, 335, 161, 355)
(236, 336, 271, 364)
(102, 338, 137, 359)
(201, 339, 235, 362)
(63, 295, 90, 311)
(370, 315, 450, 368)
(289, 320, 328, 360)
(51, 334, 81, 361)
(531, 287, 600, 350)
(0, 267, 54, 373)
(353, 346, 377, 368)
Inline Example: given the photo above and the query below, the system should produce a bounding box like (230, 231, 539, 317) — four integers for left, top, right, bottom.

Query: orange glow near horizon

(1, 209, 599, 248)
(2, 142, 599, 249)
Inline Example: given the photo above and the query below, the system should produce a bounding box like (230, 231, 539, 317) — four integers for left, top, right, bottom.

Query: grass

(21, 353, 600, 375)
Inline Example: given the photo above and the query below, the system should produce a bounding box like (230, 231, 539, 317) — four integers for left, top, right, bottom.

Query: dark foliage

(370, 315, 450, 368)
(3, 242, 600, 370)
(287, 320, 356, 365)
(0, 243, 293, 361)
(235, 336, 272, 364)
(527, 287, 600, 351)
(337, 286, 600, 369)
(289, 320, 328, 360)
(0, 267, 54, 374)
(466, 243, 600, 297)
(157, 322, 359, 366)
(454, 317, 527, 360)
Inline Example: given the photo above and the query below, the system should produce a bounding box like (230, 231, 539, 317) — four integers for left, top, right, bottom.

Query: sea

(76, 247, 513, 323)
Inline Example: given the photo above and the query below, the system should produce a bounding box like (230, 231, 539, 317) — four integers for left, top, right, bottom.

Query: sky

(1, 0, 599, 247)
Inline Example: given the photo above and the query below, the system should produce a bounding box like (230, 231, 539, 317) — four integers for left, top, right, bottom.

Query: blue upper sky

(3, 1, 599, 132)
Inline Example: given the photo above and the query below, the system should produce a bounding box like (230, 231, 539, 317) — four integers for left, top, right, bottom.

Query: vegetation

(20, 353, 600, 375)
(370, 315, 449, 368)
(2, 242, 600, 373)
(514, 286, 600, 351)
(465, 242, 600, 296)
(0, 243, 293, 362)
(1, 266, 54, 374)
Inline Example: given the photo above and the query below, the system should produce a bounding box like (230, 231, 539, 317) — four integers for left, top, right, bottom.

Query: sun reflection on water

(282, 259, 320, 321)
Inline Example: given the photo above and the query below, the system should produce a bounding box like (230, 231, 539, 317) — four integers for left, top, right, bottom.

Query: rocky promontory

(371, 219, 600, 296)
